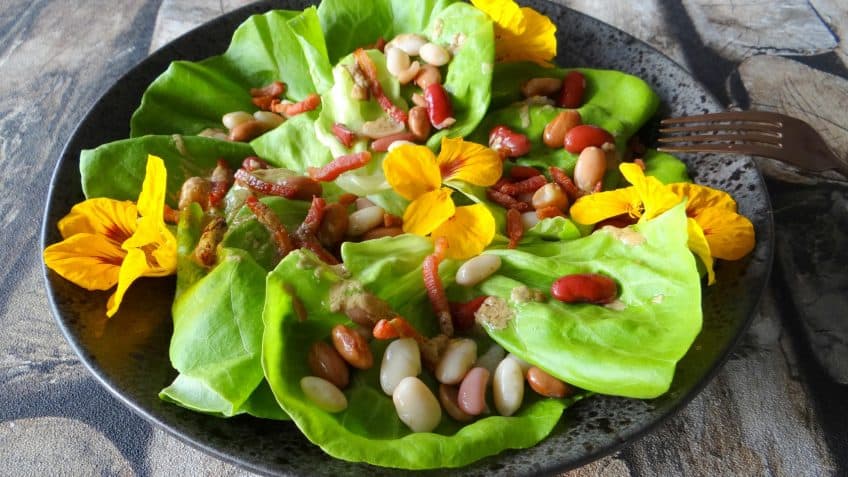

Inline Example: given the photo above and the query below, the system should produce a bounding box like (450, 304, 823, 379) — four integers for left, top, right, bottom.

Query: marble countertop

(2, 0, 846, 475)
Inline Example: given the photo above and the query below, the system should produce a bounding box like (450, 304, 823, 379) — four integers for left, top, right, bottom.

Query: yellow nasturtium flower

(471, 0, 557, 67)
(570, 163, 755, 284)
(383, 137, 501, 259)
(44, 155, 177, 316)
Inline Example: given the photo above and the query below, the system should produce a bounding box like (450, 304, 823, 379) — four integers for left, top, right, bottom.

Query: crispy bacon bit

(242, 156, 269, 172)
(250, 81, 286, 98)
(364, 36, 387, 52)
(549, 166, 582, 201)
(486, 188, 531, 212)
(272, 93, 321, 117)
(308, 151, 372, 182)
(297, 234, 340, 265)
(299, 197, 327, 236)
(245, 195, 294, 258)
(208, 159, 232, 208)
(449, 296, 488, 332)
(163, 205, 180, 224)
(511, 174, 547, 195)
(332, 123, 357, 148)
(373, 317, 423, 341)
(194, 217, 227, 267)
(493, 178, 517, 196)
(509, 165, 542, 180)
(337, 193, 358, 206)
(234, 168, 322, 200)
(423, 237, 453, 336)
(420, 334, 450, 372)
(383, 212, 403, 228)
(252, 96, 275, 111)
(354, 48, 408, 124)
(536, 205, 566, 220)
(507, 208, 524, 249)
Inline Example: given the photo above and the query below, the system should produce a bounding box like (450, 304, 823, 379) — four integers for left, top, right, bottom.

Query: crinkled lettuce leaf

(262, 249, 575, 469)
(80, 135, 254, 207)
(479, 204, 702, 398)
(643, 149, 691, 184)
(131, 7, 332, 137)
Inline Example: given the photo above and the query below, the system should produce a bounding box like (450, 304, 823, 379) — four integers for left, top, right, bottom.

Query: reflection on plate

(41, 1, 773, 475)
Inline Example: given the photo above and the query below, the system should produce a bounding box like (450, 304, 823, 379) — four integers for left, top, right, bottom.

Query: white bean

(380, 338, 421, 395)
(435, 338, 477, 385)
(389, 33, 428, 56)
(347, 206, 385, 236)
(474, 343, 506, 375)
(393, 376, 442, 432)
(521, 211, 540, 230)
(419, 42, 451, 66)
(574, 146, 607, 192)
(355, 197, 375, 209)
(395, 61, 421, 85)
(385, 46, 411, 77)
(253, 110, 285, 129)
(493, 357, 524, 416)
(222, 111, 253, 130)
(455, 254, 502, 287)
(300, 376, 347, 413)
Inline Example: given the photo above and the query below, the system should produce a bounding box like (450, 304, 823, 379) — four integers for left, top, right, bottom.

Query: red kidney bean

(563, 125, 614, 153)
(423, 83, 454, 129)
(489, 125, 531, 158)
(557, 71, 586, 108)
(551, 273, 618, 304)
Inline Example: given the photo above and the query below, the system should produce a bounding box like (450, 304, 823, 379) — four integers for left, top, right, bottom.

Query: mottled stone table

(2, 0, 846, 475)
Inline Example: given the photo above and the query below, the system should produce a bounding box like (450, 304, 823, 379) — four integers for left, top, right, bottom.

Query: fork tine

(657, 144, 781, 155)
(660, 111, 782, 126)
(657, 132, 783, 146)
(659, 123, 781, 134)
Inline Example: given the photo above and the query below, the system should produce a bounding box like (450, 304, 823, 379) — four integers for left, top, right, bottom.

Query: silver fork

(657, 111, 848, 178)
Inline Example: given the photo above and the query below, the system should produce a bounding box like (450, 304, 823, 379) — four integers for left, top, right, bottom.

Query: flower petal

(58, 198, 137, 244)
(494, 7, 556, 67)
(669, 182, 738, 215)
(43, 233, 124, 290)
(106, 248, 150, 317)
(383, 144, 441, 200)
(136, 155, 168, 220)
(471, 0, 526, 34)
(686, 217, 715, 285)
(694, 207, 756, 260)
(402, 188, 455, 236)
(569, 187, 641, 225)
(621, 163, 680, 221)
(437, 137, 503, 187)
(431, 204, 496, 259)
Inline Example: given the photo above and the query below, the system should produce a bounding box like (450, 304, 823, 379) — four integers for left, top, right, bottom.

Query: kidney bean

(557, 71, 586, 108)
(300, 376, 347, 413)
(317, 202, 349, 247)
(493, 357, 525, 416)
(178, 177, 210, 210)
(531, 183, 568, 211)
(308, 341, 350, 389)
(222, 111, 253, 130)
(228, 120, 268, 142)
(361, 226, 403, 240)
(371, 132, 418, 152)
(458, 367, 490, 415)
(521, 77, 563, 98)
(407, 106, 431, 141)
(474, 344, 506, 376)
(489, 125, 531, 158)
(527, 367, 572, 398)
(393, 377, 442, 432)
(419, 42, 451, 66)
(347, 206, 385, 236)
(564, 125, 614, 154)
(424, 83, 455, 129)
(414, 64, 442, 89)
(573, 146, 607, 192)
(543, 110, 582, 148)
(455, 254, 502, 287)
(438, 383, 473, 422)
(435, 339, 477, 385)
(551, 273, 618, 304)
(379, 338, 421, 395)
(331, 324, 374, 370)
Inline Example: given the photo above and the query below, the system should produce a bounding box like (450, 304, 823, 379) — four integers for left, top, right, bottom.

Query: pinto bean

(308, 341, 350, 389)
(521, 77, 562, 98)
(573, 146, 607, 192)
(543, 110, 581, 148)
(438, 383, 473, 422)
(331, 324, 373, 370)
(361, 226, 403, 240)
(317, 203, 350, 247)
(407, 106, 431, 141)
(414, 64, 442, 89)
(526, 366, 571, 398)
(222, 111, 253, 130)
(531, 183, 568, 211)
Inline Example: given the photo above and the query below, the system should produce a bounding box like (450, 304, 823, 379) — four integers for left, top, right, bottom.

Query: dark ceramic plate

(41, 1, 773, 475)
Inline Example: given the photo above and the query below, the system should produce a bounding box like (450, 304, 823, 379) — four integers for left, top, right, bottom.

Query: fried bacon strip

(354, 48, 408, 124)
(208, 159, 232, 208)
(536, 205, 565, 220)
(234, 168, 322, 199)
(250, 81, 286, 98)
(507, 208, 524, 249)
(486, 188, 531, 212)
(548, 166, 582, 201)
(241, 156, 269, 172)
(511, 174, 547, 195)
(449, 296, 488, 332)
(293, 197, 339, 265)
(372, 317, 423, 341)
(272, 93, 321, 117)
(194, 216, 227, 267)
(508, 165, 542, 180)
(423, 237, 453, 336)
(308, 151, 372, 182)
(245, 195, 294, 258)
(332, 123, 357, 148)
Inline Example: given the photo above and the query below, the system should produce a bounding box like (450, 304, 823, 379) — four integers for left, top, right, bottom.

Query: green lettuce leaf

(643, 149, 691, 184)
(80, 135, 254, 207)
(130, 8, 332, 137)
(262, 249, 575, 469)
(479, 204, 701, 399)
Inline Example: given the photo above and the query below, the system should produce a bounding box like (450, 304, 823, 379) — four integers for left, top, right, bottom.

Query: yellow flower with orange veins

(43, 155, 177, 316)
(382, 137, 502, 259)
(570, 163, 755, 284)
(471, 0, 557, 67)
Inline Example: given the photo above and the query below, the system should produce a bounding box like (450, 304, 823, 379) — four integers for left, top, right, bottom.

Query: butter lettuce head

(261, 248, 577, 469)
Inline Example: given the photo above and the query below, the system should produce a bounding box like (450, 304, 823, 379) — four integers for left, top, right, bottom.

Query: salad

(43, 0, 756, 470)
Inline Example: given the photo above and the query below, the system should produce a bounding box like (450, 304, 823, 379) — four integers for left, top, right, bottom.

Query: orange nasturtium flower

(383, 137, 502, 259)
(471, 0, 557, 67)
(570, 163, 755, 284)
(43, 155, 177, 316)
